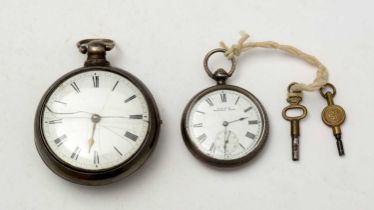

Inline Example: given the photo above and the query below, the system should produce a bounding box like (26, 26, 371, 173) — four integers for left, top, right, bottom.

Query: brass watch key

(320, 83, 346, 156)
(282, 84, 308, 161)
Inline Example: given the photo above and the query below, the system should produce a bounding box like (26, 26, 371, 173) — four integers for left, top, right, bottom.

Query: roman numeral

(248, 120, 259, 125)
(244, 106, 253, 112)
(70, 146, 81, 160)
(205, 98, 214, 106)
(124, 95, 136, 103)
(71, 82, 80, 93)
(112, 81, 119, 91)
(193, 123, 203, 127)
(92, 74, 99, 88)
(197, 133, 207, 143)
(46, 119, 62, 124)
(54, 100, 67, 105)
(45, 106, 52, 112)
(124, 131, 138, 141)
(235, 96, 240, 105)
(196, 110, 205, 114)
(54, 134, 67, 147)
(113, 146, 123, 156)
(220, 93, 227, 102)
(245, 131, 256, 139)
(130, 114, 143, 119)
(93, 151, 100, 164)
(209, 143, 216, 153)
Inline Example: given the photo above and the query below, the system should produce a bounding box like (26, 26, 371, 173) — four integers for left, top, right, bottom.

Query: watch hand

(100, 116, 131, 119)
(88, 114, 101, 153)
(227, 117, 248, 124)
(88, 122, 97, 153)
(100, 116, 149, 123)
(224, 130, 231, 154)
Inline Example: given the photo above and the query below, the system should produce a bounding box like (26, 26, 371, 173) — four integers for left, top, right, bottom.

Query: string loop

(219, 31, 329, 97)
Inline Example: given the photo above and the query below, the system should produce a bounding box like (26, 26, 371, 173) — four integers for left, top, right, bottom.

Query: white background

(0, 0, 373, 209)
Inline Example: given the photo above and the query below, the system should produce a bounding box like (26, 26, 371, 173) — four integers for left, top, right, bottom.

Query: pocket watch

(34, 39, 161, 185)
(181, 49, 269, 167)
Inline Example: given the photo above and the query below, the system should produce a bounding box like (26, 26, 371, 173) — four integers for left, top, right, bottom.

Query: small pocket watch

(181, 49, 269, 167)
(34, 39, 161, 185)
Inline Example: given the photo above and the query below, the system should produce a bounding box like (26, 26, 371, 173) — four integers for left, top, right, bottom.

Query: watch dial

(42, 70, 150, 171)
(185, 89, 264, 160)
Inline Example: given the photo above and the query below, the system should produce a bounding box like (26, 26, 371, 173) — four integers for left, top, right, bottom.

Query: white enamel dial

(42, 70, 150, 171)
(185, 89, 264, 160)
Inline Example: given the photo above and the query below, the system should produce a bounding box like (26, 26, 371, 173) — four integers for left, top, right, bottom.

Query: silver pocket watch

(181, 49, 269, 167)
(34, 39, 161, 185)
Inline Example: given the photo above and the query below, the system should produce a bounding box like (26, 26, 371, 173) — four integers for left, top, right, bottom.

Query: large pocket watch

(34, 39, 161, 185)
(181, 49, 269, 167)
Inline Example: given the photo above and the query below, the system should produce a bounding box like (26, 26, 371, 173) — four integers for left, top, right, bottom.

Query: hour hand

(88, 137, 94, 153)
(88, 121, 98, 153)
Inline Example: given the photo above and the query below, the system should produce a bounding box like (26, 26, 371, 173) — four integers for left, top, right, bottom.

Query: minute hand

(100, 116, 149, 123)
(227, 117, 248, 125)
